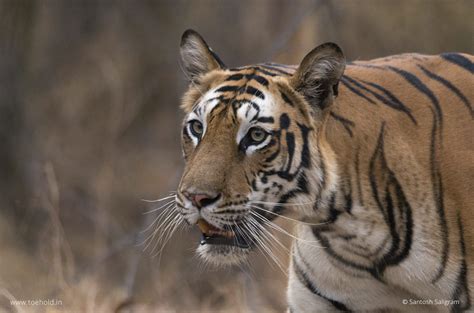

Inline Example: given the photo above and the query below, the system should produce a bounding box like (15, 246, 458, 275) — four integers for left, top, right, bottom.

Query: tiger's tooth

(197, 219, 211, 234)
(197, 219, 235, 238)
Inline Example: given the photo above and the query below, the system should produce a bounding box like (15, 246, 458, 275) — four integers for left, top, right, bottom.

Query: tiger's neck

(300, 130, 347, 223)
(309, 112, 366, 223)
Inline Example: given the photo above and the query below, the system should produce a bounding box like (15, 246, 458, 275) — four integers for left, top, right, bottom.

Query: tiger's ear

(180, 29, 226, 81)
(290, 43, 345, 112)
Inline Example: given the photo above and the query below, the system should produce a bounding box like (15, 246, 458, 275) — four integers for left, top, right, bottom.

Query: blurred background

(0, 0, 472, 312)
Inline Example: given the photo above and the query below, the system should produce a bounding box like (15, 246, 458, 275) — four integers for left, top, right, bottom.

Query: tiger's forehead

(190, 84, 275, 123)
(189, 68, 285, 125)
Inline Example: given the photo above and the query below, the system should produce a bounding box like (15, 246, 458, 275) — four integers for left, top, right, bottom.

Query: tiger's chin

(196, 243, 250, 266)
(194, 218, 252, 266)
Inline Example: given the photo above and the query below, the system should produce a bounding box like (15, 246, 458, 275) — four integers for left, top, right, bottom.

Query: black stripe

(258, 64, 293, 76)
(216, 85, 240, 93)
(264, 138, 281, 163)
(376, 178, 413, 271)
(257, 116, 274, 124)
(254, 67, 278, 77)
(233, 99, 249, 118)
(296, 172, 309, 193)
(226, 74, 244, 81)
(280, 90, 294, 107)
(386, 66, 443, 127)
(269, 125, 312, 213)
(441, 53, 474, 74)
(329, 112, 354, 137)
(264, 62, 296, 69)
(355, 148, 364, 206)
(298, 123, 312, 169)
(383, 66, 447, 281)
(315, 135, 326, 195)
(182, 125, 192, 141)
(347, 63, 387, 70)
(343, 182, 353, 214)
(417, 64, 473, 117)
(381, 184, 401, 270)
(312, 225, 375, 275)
(369, 123, 388, 217)
(227, 66, 276, 76)
(427, 106, 449, 283)
(203, 95, 229, 105)
(248, 74, 269, 86)
(284, 132, 295, 173)
(262, 123, 312, 215)
(280, 113, 290, 129)
(323, 193, 342, 223)
(359, 79, 417, 125)
(367, 123, 414, 275)
(344, 75, 416, 125)
(451, 212, 471, 312)
(340, 76, 376, 104)
(293, 253, 351, 312)
(245, 86, 265, 99)
(226, 73, 270, 87)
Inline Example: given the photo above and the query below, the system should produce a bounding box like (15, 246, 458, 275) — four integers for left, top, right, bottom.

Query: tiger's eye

(190, 120, 203, 136)
(249, 128, 267, 143)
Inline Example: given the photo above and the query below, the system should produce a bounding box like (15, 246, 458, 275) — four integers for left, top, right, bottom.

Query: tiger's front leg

(286, 236, 438, 313)
(287, 263, 349, 313)
(287, 261, 435, 313)
(287, 253, 356, 313)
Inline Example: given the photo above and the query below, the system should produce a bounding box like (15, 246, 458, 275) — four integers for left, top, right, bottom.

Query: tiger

(173, 29, 473, 312)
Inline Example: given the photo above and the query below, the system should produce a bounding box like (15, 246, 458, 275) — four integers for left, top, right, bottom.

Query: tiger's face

(175, 30, 345, 265)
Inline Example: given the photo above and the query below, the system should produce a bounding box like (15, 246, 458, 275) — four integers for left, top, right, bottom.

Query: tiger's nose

(184, 192, 221, 209)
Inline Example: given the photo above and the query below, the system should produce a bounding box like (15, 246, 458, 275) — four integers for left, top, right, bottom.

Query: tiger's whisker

(242, 218, 288, 276)
(145, 210, 180, 254)
(235, 221, 275, 269)
(149, 213, 178, 251)
(143, 199, 176, 215)
(251, 200, 317, 207)
(250, 211, 326, 249)
(241, 221, 278, 271)
(249, 218, 287, 275)
(247, 204, 328, 227)
(140, 192, 176, 203)
(140, 196, 175, 203)
(247, 216, 290, 254)
(153, 214, 184, 258)
(140, 202, 176, 233)
(141, 206, 177, 250)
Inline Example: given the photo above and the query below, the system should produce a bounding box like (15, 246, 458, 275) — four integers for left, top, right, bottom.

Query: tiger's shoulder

(326, 51, 474, 265)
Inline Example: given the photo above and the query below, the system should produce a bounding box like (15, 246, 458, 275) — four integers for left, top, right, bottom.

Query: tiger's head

(175, 30, 345, 265)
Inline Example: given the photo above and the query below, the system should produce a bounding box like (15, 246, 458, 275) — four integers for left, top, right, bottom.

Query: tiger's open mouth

(196, 219, 250, 249)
